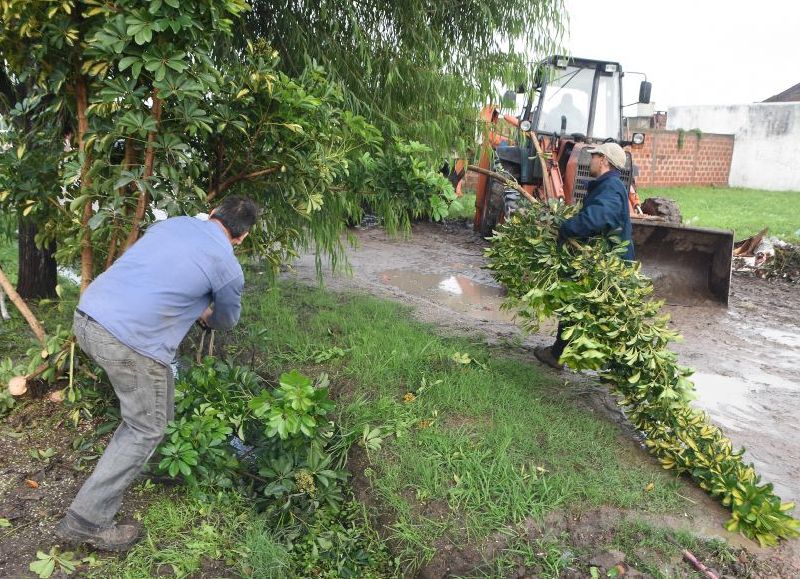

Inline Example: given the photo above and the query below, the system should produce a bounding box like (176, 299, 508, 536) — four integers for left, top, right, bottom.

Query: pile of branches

(762, 244, 800, 284)
(485, 202, 800, 547)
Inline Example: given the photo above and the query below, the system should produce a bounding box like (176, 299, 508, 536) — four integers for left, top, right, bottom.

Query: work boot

(54, 511, 140, 552)
(534, 346, 565, 371)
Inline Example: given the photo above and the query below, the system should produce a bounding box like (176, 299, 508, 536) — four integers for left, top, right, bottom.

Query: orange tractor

(470, 56, 733, 305)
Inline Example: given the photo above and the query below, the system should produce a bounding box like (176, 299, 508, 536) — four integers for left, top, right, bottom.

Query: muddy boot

(534, 346, 565, 371)
(54, 511, 140, 552)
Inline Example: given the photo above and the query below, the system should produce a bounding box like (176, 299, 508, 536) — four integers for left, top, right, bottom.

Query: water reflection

(378, 269, 512, 322)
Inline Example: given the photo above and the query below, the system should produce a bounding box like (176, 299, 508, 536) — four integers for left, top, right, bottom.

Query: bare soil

(286, 219, 800, 576)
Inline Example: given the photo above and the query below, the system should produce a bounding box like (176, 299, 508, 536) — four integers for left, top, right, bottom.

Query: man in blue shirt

(534, 142, 633, 370)
(56, 195, 258, 551)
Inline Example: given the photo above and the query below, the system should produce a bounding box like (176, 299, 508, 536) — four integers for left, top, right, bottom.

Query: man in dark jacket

(534, 142, 633, 369)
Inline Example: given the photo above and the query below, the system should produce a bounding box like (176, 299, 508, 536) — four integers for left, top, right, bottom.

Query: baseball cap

(585, 142, 627, 170)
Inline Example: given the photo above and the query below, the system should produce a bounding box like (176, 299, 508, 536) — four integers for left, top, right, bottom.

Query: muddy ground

(285, 220, 800, 569)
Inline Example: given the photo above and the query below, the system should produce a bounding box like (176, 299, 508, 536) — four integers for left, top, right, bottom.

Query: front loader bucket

(632, 220, 734, 306)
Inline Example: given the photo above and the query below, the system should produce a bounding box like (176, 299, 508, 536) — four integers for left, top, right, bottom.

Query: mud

(285, 220, 800, 562)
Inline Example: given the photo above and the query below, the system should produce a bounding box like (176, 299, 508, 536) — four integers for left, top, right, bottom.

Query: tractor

(471, 55, 733, 305)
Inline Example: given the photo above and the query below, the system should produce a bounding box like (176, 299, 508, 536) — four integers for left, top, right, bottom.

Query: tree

(0, 71, 64, 299)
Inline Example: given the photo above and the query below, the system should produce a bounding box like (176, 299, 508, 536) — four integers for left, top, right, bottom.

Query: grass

(640, 186, 800, 242)
(90, 489, 262, 577)
(448, 191, 478, 221)
(450, 185, 800, 243)
(234, 279, 694, 573)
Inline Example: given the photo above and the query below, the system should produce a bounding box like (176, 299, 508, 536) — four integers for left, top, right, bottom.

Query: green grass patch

(90, 490, 257, 578)
(447, 191, 477, 221)
(447, 186, 800, 243)
(235, 280, 693, 571)
(641, 186, 800, 242)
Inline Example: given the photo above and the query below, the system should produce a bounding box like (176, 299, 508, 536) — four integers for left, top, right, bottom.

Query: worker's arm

(205, 276, 244, 330)
(559, 191, 624, 240)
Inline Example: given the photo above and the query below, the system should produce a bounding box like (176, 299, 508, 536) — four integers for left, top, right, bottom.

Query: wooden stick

(466, 165, 537, 204)
(682, 550, 719, 579)
(196, 330, 206, 364)
(0, 266, 47, 347)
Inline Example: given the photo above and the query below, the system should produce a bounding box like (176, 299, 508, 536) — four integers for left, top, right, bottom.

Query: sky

(563, 0, 800, 110)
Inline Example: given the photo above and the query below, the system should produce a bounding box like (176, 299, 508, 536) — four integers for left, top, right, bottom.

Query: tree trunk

(16, 217, 57, 299)
(75, 73, 94, 294)
(124, 90, 162, 251)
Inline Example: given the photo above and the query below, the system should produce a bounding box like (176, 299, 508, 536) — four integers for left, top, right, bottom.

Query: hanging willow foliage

(242, 0, 567, 155)
(485, 202, 800, 547)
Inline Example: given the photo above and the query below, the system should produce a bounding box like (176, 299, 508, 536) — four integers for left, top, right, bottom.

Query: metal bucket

(632, 220, 734, 306)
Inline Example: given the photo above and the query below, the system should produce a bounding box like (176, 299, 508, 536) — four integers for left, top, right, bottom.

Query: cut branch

(0, 266, 47, 347)
(206, 166, 280, 202)
(467, 165, 536, 204)
(124, 91, 162, 250)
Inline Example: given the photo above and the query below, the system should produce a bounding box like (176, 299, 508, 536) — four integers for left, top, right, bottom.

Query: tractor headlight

(632, 132, 645, 145)
(520, 120, 532, 132)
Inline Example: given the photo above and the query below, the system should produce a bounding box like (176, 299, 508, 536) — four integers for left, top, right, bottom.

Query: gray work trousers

(70, 311, 174, 527)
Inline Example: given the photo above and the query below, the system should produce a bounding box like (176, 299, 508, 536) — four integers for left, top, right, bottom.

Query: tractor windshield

(538, 66, 592, 134)
(536, 64, 621, 140)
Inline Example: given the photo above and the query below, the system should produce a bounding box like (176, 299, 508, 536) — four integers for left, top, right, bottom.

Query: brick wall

(629, 129, 734, 187)
(459, 128, 735, 193)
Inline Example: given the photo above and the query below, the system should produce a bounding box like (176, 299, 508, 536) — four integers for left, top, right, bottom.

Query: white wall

(667, 103, 800, 191)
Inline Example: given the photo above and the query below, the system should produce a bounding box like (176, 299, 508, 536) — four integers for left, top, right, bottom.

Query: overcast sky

(563, 0, 799, 110)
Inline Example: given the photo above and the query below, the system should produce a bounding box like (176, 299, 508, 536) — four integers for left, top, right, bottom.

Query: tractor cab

(530, 56, 630, 141)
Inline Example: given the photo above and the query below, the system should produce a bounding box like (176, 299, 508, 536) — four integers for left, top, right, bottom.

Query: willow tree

(243, 0, 567, 153)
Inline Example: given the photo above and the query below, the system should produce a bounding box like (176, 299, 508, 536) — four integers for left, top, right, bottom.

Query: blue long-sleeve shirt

(560, 169, 634, 260)
(78, 216, 244, 365)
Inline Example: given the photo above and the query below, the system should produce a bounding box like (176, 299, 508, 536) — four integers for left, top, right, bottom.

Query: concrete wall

(629, 130, 733, 187)
(667, 103, 800, 191)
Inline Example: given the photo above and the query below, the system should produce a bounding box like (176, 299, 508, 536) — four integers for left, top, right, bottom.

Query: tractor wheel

(479, 177, 506, 237)
(641, 196, 682, 224)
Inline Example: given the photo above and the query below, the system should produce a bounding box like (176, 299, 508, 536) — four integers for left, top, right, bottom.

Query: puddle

(692, 370, 798, 429)
(378, 269, 514, 322)
(758, 328, 800, 349)
(690, 373, 765, 430)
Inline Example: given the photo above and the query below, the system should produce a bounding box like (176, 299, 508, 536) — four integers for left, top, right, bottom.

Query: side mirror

(639, 81, 652, 104)
(502, 90, 517, 107)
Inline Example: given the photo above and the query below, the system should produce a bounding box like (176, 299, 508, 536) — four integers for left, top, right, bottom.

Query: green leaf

(29, 556, 55, 578)
(87, 212, 106, 231)
(118, 56, 140, 71)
